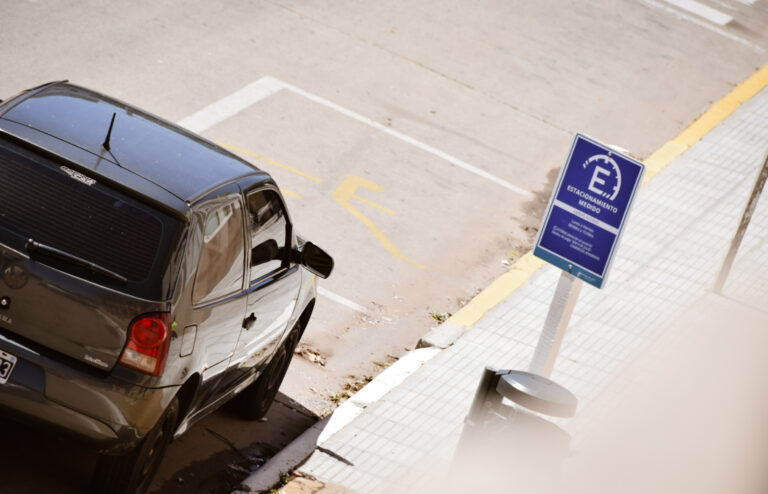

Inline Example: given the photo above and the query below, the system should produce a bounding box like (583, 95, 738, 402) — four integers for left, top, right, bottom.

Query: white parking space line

(318, 287, 367, 314)
(266, 76, 532, 197)
(179, 76, 531, 197)
(178, 77, 283, 133)
(662, 0, 733, 25)
(638, 0, 763, 52)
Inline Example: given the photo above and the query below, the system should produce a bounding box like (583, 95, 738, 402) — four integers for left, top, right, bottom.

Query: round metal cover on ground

(496, 371, 578, 418)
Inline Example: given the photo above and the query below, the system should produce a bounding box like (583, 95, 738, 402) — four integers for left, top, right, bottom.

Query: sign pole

(713, 150, 768, 294)
(529, 271, 582, 378)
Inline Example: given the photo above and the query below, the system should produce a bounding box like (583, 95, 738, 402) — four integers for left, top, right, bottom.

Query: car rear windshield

(0, 137, 185, 300)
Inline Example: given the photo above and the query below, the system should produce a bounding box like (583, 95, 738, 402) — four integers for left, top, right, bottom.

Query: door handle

(243, 313, 257, 330)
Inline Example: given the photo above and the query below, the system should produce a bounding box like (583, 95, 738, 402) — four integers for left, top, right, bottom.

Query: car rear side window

(193, 198, 246, 304)
(0, 138, 185, 300)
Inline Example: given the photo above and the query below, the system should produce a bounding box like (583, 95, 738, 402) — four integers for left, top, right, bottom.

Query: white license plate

(0, 349, 17, 384)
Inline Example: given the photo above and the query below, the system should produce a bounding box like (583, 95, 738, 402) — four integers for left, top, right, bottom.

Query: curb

(234, 63, 768, 494)
(236, 347, 441, 493)
(233, 415, 331, 494)
(416, 253, 547, 348)
(643, 64, 768, 183)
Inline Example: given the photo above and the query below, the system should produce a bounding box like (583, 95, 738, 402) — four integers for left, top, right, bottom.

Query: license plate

(0, 349, 17, 384)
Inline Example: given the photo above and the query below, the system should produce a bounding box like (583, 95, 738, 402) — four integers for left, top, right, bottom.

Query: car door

(187, 190, 248, 389)
(230, 186, 301, 370)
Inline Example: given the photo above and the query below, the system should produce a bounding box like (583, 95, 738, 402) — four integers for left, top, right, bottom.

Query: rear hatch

(0, 136, 186, 371)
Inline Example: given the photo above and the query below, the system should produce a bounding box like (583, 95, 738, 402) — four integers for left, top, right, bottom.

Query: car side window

(193, 198, 246, 304)
(247, 189, 288, 282)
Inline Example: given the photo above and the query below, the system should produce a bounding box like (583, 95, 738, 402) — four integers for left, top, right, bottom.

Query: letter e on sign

(589, 166, 611, 196)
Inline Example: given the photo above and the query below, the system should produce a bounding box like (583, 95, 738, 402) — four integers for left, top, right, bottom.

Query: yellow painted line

(643, 64, 768, 184)
(218, 142, 323, 184)
(332, 175, 426, 270)
(449, 63, 768, 329)
(280, 188, 301, 198)
(641, 140, 687, 183)
(450, 253, 546, 328)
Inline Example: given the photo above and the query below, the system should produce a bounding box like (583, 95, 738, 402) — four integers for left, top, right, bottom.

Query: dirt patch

(329, 374, 374, 405)
(512, 166, 559, 254)
(296, 344, 328, 367)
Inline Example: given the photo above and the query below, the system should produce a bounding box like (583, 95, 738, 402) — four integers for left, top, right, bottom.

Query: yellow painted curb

(448, 64, 768, 330)
(644, 64, 768, 183)
(450, 252, 546, 328)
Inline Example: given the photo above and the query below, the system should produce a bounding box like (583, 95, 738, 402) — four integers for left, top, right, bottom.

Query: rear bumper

(0, 378, 119, 445)
(0, 332, 177, 454)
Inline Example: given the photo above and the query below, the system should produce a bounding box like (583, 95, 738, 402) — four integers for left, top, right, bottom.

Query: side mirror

(300, 242, 333, 279)
(251, 239, 279, 266)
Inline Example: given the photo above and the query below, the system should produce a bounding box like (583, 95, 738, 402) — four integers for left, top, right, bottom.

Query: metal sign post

(714, 150, 768, 294)
(530, 134, 645, 376)
(529, 272, 582, 377)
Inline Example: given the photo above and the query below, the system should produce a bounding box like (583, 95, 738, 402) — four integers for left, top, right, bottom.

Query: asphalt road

(1, 0, 768, 491)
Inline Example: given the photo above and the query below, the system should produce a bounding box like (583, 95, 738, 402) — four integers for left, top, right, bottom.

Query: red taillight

(119, 313, 171, 376)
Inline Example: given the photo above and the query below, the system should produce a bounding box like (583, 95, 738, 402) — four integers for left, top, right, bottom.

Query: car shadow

(0, 391, 317, 493)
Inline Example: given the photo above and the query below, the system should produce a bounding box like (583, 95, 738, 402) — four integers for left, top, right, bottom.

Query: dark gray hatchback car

(0, 81, 333, 493)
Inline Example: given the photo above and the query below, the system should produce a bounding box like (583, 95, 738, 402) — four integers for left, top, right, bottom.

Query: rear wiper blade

(26, 238, 128, 283)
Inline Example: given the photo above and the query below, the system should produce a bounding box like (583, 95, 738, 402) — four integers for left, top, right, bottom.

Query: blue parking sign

(534, 134, 645, 288)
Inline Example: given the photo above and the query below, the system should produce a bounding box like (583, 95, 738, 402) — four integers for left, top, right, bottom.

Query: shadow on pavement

(0, 391, 316, 493)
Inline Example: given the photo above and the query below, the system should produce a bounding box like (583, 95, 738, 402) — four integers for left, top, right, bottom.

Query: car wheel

(236, 323, 301, 420)
(91, 396, 179, 494)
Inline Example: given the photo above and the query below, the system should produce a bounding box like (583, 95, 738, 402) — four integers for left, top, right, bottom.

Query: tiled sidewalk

(251, 81, 768, 494)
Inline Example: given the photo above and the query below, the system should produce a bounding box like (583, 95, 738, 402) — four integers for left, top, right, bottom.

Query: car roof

(0, 81, 265, 207)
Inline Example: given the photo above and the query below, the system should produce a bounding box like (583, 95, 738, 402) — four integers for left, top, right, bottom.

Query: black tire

(235, 323, 301, 420)
(91, 396, 179, 494)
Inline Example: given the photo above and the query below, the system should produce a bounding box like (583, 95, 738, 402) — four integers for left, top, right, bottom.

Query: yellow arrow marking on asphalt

(332, 175, 426, 270)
